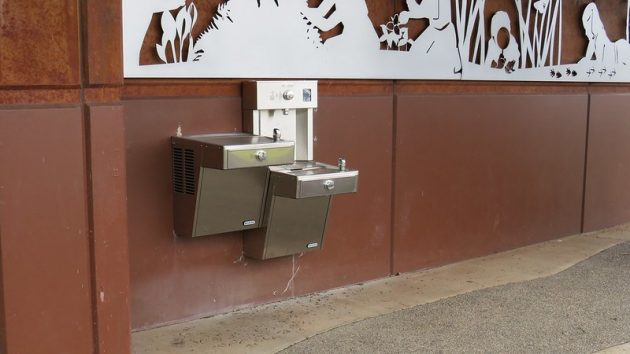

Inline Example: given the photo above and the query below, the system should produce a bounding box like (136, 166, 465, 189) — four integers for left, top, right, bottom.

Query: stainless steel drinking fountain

(171, 133, 295, 237)
(242, 81, 359, 260)
(171, 80, 358, 260)
(244, 160, 358, 260)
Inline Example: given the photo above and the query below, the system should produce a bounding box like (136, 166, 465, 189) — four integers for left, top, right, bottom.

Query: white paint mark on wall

(233, 252, 248, 267)
(176, 124, 183, 137)
(283, 255, 301, 295)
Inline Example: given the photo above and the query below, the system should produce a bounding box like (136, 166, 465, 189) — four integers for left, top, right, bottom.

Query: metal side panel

(193, 167, 269, 236)
(260, 195, 331, 259)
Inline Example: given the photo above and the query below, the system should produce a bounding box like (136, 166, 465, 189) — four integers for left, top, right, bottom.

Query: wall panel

(0, 227, 5, 353)
(88, 104, 131, 353)
(0, 107, 93, 354)
(393, 94, 588, 273)
(0, 0, 80, 86)
(85, 0, 124, 85)
(583, 94, 630, 232)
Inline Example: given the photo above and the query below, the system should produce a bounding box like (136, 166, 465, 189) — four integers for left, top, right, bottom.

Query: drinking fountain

(171, 80, 358, 260)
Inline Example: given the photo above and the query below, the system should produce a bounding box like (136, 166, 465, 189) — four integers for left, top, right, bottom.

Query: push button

(283, 90, 295, 101)
(255, 150, 267, 161)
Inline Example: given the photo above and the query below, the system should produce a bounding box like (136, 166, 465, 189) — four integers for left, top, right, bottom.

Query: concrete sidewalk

(132, 224, 630, 354)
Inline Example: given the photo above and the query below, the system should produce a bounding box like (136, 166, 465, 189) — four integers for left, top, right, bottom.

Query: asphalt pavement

(281, 242, 630, 354)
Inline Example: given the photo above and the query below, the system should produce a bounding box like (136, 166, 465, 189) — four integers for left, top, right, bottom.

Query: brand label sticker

(307, 242, 319, 249)
(243, 220, 256, 226)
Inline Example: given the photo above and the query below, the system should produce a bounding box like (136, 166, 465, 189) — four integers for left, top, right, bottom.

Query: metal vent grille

(172, 147, 196, 195)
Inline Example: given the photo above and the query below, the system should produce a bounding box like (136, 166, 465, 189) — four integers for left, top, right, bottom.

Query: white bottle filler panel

(243, 81, 317, 161)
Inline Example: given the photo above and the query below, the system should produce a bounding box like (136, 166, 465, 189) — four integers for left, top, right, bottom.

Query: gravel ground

(281, 242, 630, 354)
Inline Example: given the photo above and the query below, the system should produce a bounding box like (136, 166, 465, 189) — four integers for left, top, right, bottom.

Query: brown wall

(393, 93, 588, 272)
(0, 107, 93, 354)
(1, 0, 630, 353)
(0, 226, 5, 353)
(0, 0, 80, 86)
(124, 82, 630, 330)
(583, 94, 630, 232)
(88, 104, 132, 354)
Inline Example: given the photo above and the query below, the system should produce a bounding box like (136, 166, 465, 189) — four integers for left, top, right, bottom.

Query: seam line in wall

(390, 80, 397, 275)
(76, 0, 101, 353)
(580, 90, 592, 233)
